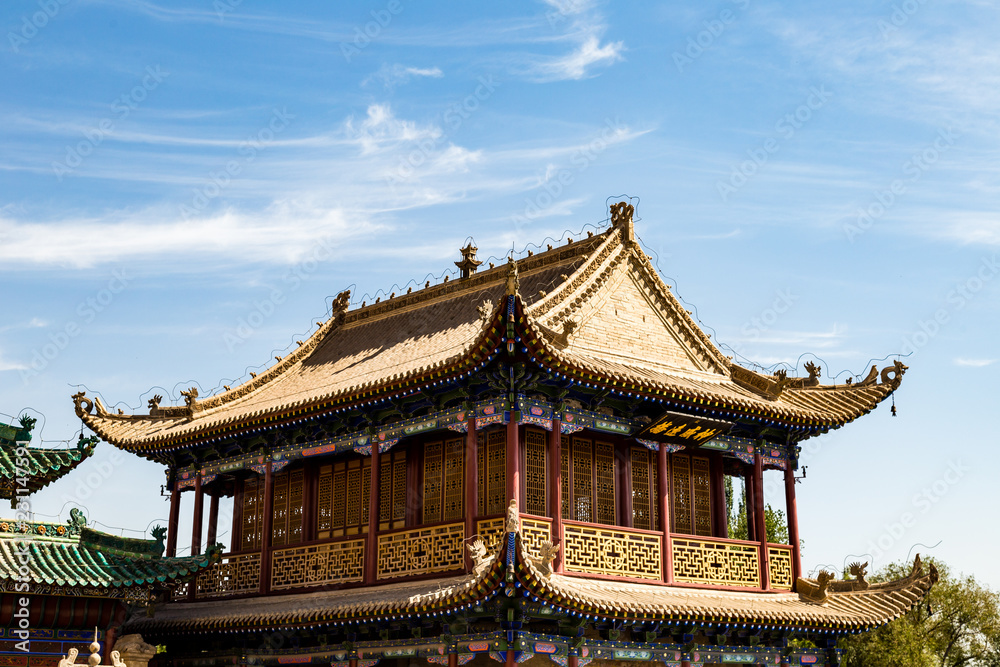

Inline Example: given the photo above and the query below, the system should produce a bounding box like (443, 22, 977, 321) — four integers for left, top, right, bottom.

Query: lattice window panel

(196, 553, 261, 598)
(595, 442, 616, 525)
(671, 536, 760, 588)
(476, 517, 506, 553)
(520, 517, 552, 559)
(443, 438, 464, 521)
(318, 458, 370, 539)
(270, 539, 364, 591)
(479, 429, 506, 517)
(379, 451, 407, 529)
(240, 478, 264, 551)
(671, 454, 692, 534)
(271, 472, 289, 546)
(376, 522, 465, 579)
(651, 459, 659, 532)
(288, 469, 304, 544)
(423, 442, 444, 524)
(631, 447, 652, 531)
(572, 437, 593, 523)
(560, 436, 570, 520)
(525, 428, 547, 517)
(477, 431, 486, 516)
(768, 544, 794, 590)
(692, 456, 712, 537)
(562, 523, 661, 580)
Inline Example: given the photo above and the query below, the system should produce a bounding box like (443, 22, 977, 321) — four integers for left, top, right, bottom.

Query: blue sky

(1, 1, 997, 588)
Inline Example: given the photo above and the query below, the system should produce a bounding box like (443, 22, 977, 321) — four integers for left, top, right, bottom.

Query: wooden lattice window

(477, 428, 507, 516)
(271, 469, 304, 547)
(670, 452, 712, 537)
(562, 435, 617, 526)
(317, 457, 371, 539)
(560, 435, 570, 519)
(379, 450, 407, 530)
(423, 438, 464, 524)
(631, 446, 653, 530)
(239, 477, 265, 551)
(524, 428, 547, 516)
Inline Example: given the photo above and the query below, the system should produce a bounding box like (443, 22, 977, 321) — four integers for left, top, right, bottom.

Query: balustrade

(671, 536, 761, 588)
(195, 552, 261, 598)
(562, 522, 662, 580)
(767, 543, 794, 590)
(270, 538, 364, 591)
(376, 522, 465, 580)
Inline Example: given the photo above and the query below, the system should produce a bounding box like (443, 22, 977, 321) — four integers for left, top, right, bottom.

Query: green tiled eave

(0, 435, 98, 502)
(0, 519, 219, 591)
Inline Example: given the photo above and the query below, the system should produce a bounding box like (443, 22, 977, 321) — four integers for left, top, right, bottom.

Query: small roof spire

(455, 242, 483, 279)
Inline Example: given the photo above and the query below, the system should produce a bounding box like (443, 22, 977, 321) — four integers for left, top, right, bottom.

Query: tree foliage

(840, 558, 1000, 667)
(724, 475, 788, 545)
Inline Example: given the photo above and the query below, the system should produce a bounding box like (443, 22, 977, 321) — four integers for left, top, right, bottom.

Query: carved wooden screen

(317, 457, 371, 539)
(670, 453, 711, 537)
(239, 477, 265, 551)
(379, 450, 407, 530)
(524, 428, 547, 516)
(560, 435, 570, 519)
(631, 446, 653, 530)
(271, 469, 304, 547)
(477, 428, 506, 516)
(422, 437, 464, 524)
(562, 435, 617, 526)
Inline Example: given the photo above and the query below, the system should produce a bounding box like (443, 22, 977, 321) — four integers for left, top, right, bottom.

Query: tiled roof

(0, 512, 219, 591)
(125, 528, 934, 637)
(0, 417, 97, 504)
(72, 213, 905, 453)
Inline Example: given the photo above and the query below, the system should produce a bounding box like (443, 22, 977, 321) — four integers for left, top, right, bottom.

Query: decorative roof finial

(610, 201, 635, 243)
(88, 627, 101, 666)
(505, 257, 520, 296)
(455, 242, 483, 279)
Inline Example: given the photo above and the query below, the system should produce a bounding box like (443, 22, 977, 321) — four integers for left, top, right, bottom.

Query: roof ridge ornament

(505, 257, 520, 296)
(610, 201, 635, 243)
(455, 242, 483, 279)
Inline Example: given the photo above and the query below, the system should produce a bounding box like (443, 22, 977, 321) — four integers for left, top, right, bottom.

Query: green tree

(724, 476, 788, 544)
(840, 558, 1000, 667)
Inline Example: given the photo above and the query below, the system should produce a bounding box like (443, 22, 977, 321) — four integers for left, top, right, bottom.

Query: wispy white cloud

(520, 1, 624, 82)
(0, 350, 28, 372)
(363, 64, 444, 91)
(532, 35, 624, 81)
(345, 104, 442, 155)
(955, 358, 997, 367)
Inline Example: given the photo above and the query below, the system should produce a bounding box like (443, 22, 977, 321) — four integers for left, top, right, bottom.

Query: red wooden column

(506, 418, 521, 509)
(190, 472, 204, 556)
(259, 461, 275, 594)
(506, 649, 516, 667)
(206, 492, 219, 547)
(744, 466, 756, 543)
(464, 416, 478, 572)
(166, 483, 181, 557)
(364, 448, 381, 584)
(568, 655, 579, 667)
(784, 463, 802, 583)
(658, 445, 673, 583)
(754, 448, 770, 590)
(548, 419, 563, 573)
(448, 653, 458, 667)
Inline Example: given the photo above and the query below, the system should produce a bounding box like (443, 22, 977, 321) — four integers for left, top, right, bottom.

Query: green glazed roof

(0, 509, 220, 591)
(0, 415, 98, 504)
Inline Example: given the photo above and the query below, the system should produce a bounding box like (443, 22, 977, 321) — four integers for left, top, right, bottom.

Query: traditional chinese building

(0, 509, 218, 666)
(0, 415, 97, 508)
(71, 203, 934, 666)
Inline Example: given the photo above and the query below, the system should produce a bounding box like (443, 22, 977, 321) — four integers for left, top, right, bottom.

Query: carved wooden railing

(562, 521, 662, 580)
(376, 522, 464, 580)
(476, 515, 552, 560)
(767, 543, 794, 590)
(271, 538, 365, 591)
(670, 536, 761, 588)
(194, 551, 262, 598)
